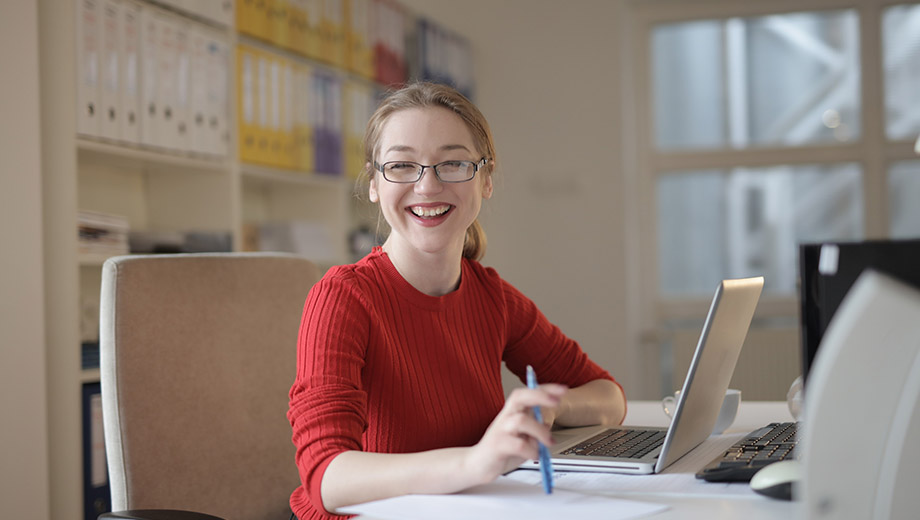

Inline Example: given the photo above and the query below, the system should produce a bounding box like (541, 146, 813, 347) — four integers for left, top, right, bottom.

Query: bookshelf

(37, 0, 473, 518)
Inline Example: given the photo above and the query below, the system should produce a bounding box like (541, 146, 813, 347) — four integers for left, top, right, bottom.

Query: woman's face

(369, 106, 492, 258)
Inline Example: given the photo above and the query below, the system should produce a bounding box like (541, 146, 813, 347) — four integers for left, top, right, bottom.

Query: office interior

(2, 0, 919, 518)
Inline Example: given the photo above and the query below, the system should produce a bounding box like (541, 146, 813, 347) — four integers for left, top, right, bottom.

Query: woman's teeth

(410, 205, 450, 217)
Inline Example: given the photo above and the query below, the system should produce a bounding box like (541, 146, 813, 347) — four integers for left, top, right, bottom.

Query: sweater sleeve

(500, 279, 619, 391)
(288, 272, 370, 517)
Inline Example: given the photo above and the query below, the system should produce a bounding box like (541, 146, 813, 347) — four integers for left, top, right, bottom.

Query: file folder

(99, 0, 122, 141)
(236, 45, 260, 163)
(139, 6, 159, 147)
(293, 62, 314, 172)
(207, 34, 230, 157)
(173, 19, 192, 152)
(77, 0, 103, 137)
(82, 383, 110, 520)
(188, 23, 210, 154)
(119, 0, 141, 144)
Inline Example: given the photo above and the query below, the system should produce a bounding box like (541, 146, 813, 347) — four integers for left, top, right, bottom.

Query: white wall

(0, 0, 51, 517)
(400, 0, 641, 395)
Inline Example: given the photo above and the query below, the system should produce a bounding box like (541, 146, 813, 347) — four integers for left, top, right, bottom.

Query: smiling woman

(286, 82, 627, 520)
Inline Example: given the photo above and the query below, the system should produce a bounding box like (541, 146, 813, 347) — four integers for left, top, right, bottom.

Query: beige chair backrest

(100, 253, 320, 520)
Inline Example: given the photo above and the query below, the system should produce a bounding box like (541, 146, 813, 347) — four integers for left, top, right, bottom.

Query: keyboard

(696, 422, 799, 482)
(561, 428, 667, 459)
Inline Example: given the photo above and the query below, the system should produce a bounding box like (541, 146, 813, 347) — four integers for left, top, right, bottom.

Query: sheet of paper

(506, 432, 756, 497)
(339, 475, 669, 520)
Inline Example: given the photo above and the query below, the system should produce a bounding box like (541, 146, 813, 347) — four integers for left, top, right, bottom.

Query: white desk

(354, 400, 799, 520)
(590, 400, 798, 519)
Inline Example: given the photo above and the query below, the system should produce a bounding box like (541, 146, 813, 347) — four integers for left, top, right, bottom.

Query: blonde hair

(362, 82, 496, 261)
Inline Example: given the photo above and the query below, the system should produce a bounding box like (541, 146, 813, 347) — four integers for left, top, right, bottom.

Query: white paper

(339, 476, 669, 520)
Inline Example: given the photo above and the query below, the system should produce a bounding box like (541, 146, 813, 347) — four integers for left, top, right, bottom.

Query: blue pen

(526, 365, 554, 494)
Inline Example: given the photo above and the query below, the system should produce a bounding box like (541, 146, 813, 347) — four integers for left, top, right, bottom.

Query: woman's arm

(319, 384, 566, 513)
(542, 378, 626, 428)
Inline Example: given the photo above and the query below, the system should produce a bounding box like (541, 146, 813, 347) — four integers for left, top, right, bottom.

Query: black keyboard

(696, 422, 799, 482)
(561, 428, 666, 459)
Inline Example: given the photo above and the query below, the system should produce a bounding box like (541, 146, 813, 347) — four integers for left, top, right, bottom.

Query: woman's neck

(381, 239, 463, 297)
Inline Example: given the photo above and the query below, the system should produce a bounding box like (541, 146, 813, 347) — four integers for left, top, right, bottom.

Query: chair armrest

(98, 510, 225, 520)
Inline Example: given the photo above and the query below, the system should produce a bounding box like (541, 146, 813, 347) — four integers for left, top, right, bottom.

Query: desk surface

(601, 400, 798, 519)
(356, 400, 799, 520)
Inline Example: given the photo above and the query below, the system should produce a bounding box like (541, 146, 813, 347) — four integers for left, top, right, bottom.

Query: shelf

(80, 368, 101, 384)
(76, 137, 231, 173)
(241, 162, 351, 189)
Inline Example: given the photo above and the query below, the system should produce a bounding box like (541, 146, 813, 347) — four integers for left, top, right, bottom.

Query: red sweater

(287, 248, 619, 519)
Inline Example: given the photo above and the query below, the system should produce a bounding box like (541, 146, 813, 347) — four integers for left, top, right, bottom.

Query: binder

(173, 19, 192, 152)
(187, 23, 209, 154)
(236, 45, 259, 163)
(207, 34, 230, 157)
(313, 72, 343, 175)
(76, 0, 102, 138)
(82, 383, 110, 520)
(304, 0, 323, 60)
(280, 58, 296, 169)
(293, 62, 314, 172)
(118, 0, 141, 144)
(99, 0, 121, 141)
(320, 0, 346, 67)
(288, 0, 308, 56)
(138, 7, 160, 148)
(267, 54, 282, 167)
(271, 0, 291, 51)
(345, 0, 373, 78)
(343, 81, 369, 180)
(256, 49, 271, 164)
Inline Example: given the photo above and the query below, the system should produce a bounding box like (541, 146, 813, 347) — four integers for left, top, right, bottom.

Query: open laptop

(522, 276, 764, 474)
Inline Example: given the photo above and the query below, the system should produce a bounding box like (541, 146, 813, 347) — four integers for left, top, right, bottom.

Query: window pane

(658, 164, 864, 296)
(652, 10, 860, 151)
(883, 5, 920, 141)
(889, 160, 920, 238)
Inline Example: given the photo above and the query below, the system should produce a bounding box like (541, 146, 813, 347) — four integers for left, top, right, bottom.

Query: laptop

(522, 276, 764, 474)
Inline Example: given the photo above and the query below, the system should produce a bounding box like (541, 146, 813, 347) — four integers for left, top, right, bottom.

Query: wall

(0, 0, 51, 517)
(399, 0, 640, 395)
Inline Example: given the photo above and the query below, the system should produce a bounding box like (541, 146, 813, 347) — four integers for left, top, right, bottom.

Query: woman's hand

(462, 384, 568, 485)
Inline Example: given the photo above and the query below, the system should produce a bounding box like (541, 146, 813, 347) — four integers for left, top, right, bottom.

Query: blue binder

(82, 382, 111, 520)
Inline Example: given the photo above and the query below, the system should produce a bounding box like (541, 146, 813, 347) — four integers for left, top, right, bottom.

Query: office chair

(98, 253, 321, 520)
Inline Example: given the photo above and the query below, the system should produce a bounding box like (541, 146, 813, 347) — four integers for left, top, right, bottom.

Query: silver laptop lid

(654, 276, 764, 472)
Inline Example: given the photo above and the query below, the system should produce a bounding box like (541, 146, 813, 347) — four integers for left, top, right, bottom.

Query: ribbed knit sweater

(287, 248, 618, 519)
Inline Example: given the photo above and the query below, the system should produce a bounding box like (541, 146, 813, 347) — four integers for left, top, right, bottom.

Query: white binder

(138, 6, 159, 148)
(205, 34, 229, 157)
(155, 12, 178, 151)
(118, 0, 141, 144)
(187, 24, 209, 155)
(173, 19, 191, 152)
(99, 0, 121, 141)
(76, 0, 102, 138)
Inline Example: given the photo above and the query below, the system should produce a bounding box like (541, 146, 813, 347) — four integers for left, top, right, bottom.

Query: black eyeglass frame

(373, 157, 489, 184)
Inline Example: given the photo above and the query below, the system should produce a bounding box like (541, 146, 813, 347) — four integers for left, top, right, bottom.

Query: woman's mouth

(409, 204, 452, 218)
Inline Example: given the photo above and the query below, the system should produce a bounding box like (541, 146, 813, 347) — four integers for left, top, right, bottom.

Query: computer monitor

(799, 239, 920, 384)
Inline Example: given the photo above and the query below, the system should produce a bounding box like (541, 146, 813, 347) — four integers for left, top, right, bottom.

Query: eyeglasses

(374, 157, 488, 183)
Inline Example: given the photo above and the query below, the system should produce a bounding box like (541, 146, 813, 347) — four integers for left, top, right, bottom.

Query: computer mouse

(750, 460, 800, 500)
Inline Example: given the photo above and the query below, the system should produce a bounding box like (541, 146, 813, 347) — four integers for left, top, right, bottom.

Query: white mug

(662, 388, 742, 435)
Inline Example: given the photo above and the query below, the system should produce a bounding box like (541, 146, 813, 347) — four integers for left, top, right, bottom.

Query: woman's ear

(367, 162, 379, 203)
(481, 171, 493, 200)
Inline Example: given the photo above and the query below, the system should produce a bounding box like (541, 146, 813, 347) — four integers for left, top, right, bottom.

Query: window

(640, 3, 920, 300)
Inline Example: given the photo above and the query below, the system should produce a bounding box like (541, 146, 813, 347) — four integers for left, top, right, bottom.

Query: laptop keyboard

(696, 422, 799, 482)
(561, 428, 667, 459)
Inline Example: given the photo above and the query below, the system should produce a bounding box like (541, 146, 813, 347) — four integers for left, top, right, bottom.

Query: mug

(662, 388, 742, 435)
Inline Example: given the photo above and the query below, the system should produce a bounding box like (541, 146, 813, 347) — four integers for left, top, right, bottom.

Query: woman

(287, 82, 626, 520)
